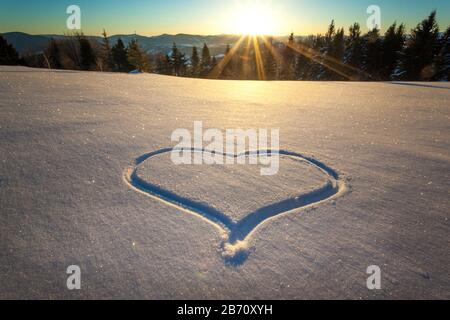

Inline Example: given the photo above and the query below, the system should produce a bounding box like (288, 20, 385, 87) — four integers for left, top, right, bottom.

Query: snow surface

(135, 152, 329, 222)
(0, 66, 449, 299)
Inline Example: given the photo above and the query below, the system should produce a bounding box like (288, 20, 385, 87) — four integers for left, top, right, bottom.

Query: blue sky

(1, 0, 449, 36)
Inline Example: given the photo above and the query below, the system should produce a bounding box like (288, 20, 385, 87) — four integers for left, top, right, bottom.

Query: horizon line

(0, 30, 292, 38)
(0, 29, 425, 39)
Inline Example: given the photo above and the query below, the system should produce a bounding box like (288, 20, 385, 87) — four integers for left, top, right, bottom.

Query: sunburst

(232, 0, 277, 36)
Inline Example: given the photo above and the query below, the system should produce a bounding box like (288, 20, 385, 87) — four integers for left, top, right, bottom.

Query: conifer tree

(295, 36, 315, 80)
(170, 42, 179, 75)
(331, 28, 345, 61)
(363, 28, 383, 79)
(324, 28, 346, 80)
(325, 20, 335, 49)
(163, 54, 172, 75)
(155, 53, 172, 75)
(171, 43, 187, 76)
(306, 34, 326, 80)
(0, 35, 20, 65)
(263, 38, 277, 80)
(220, 44, 238, 79)
(281, 32, 296, 79)
(127, 38, 151, 72)
(101, 29, 114, 71)
(190, 46, 200, 77)
(395, 11, 440, 80)
(432, 26, 450, 80)
(345, 23, 364, 70)
(317, 21, 336, 80)
(111, 38, 131, 72)
(381, 22, 405, 80)
(201, 43, 212, 75)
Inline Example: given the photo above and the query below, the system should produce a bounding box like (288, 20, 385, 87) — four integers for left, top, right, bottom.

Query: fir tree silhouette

(363, 28, 383, 79)
(101, 30, 114, 71)
(171, 43, 187, 76)
(432, 26, 450, 81)
(282, 32, 296, 79)
(0, 35, 20, 65)
(345, 23, 364, 74)
(127, 38, 151, 72)
(395, 11, 440, 80)
(381, 22, 405, 80)
(201, 43, 212, 75)
(190, 46, 200, 77)
(111, 39, 131, 72)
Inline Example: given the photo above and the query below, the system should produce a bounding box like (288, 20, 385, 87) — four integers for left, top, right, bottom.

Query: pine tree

(295, 36, 314, 80)
(170, 42, 179, 75)
(170, 43, 187, 76)
(0, 35, 20, 65)
(295, 54, 308, 80)
(381, 22, 405, 80)
(101, 29, 114, 71)
(326, 28, 346, 80)
(307, 34, 326, 80)
(220, 44, 237, 79)
(317, 21, 336, 80)
(331, 28, 345, 61)
(432, 26, 450, 80)
(318, 21, 346, 80)
(362, 28, 383, 79)
(155, 53, 172, 75)
(127, 38, 151, 72)
(281, 32, 296, 79)
(111, 39, 131, 72)
(201, 43, 212, 75)
(78, 34, 97, 71)
(325, 20, 335, 49)
(263, 38, 277, 80)
(190, 46, 200, 77)
(163, 54, 172, 75)
(345, 23, 364, 73)
(395, 11, 440, 80)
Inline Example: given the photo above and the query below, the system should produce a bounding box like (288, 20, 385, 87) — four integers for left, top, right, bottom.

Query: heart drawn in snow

(123, 148, 347, 265)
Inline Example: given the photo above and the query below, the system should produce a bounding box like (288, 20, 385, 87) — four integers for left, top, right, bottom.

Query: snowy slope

(0, 66, 449, 299)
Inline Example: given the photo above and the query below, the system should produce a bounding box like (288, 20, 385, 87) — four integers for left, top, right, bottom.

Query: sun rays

(208, 33, 368, 81)
(209, 0, 368, 81)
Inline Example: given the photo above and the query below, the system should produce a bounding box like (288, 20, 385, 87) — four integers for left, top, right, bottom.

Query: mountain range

(0, 32, 250, 56)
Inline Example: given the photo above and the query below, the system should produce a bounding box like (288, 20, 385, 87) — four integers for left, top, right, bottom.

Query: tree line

(1, 11, 448, 81)
(2, 31, 153, 73)
(290, 11, 450, 81)
(214, 11, 449, 81)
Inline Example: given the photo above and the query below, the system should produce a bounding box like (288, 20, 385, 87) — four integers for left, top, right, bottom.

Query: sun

(232, 1, 277, 35)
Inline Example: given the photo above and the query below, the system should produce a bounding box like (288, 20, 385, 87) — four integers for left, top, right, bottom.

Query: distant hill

(0, 32, 245, 56)
(1, 32, 51, 54)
